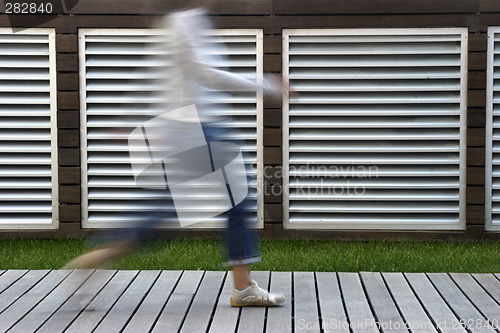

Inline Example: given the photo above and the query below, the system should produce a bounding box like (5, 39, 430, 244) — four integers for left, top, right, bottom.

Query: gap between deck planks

(0, 270, 499, 333)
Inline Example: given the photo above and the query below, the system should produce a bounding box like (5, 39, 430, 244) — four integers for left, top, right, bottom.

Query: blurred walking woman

(65, 0, 291, 307)
(164, 0, 290, 306)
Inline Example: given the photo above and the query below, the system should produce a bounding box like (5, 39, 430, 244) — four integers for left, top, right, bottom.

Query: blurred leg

(62, 203, 175, 269)
(202, 120, 261, 289)
(226, 196, 261, 289)
(62, 239, 135, 269)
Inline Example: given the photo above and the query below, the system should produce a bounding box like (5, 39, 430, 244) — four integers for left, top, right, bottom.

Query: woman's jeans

(202, 120, 261, 266)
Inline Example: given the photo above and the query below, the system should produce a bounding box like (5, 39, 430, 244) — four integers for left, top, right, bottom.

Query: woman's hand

(264, 74, 297, 103)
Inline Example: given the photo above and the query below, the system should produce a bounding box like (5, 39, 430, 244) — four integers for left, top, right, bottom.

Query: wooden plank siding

(1, 0, 500, 238)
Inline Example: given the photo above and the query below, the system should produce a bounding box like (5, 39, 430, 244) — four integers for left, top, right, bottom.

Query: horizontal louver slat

(289, 190, 458, 201)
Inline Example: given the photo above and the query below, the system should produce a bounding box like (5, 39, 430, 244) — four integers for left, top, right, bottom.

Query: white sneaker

(230, 280, 285, 307)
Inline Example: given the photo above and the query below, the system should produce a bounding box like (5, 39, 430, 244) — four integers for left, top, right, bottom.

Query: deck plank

(94, 270, 160, 333)
(450, 273, 500, 330)
(152, 270, 204, 333)
(8, 269, 94, 333)
(123, 270, 182, 333)
(427, 273, 496, 333)
(382, 273, 437, 333)
(0, 270, 28, 294)
(266, 271, 292, 333)
(0, 270, 5, 276)
(405, 273, 466, 333)
(472, 274, 500, 304)
(0, 270, 50, 314)
(37, 270, 116, 333)
(180, 271, 226, 333)
(237, 271, 270, 333)
(208, 271, 239, 333)
(294, 271, 320, 333)
(0, 270, 71, 332)
(360, 272, 408, 333)
(339, 272, 379, 333)
(65, 270, 138, 333)
(316, 272, 349, 333)
(2, 270, 500, 333)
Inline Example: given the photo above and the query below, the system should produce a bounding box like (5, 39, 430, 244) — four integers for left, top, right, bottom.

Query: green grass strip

(1, 238, 499, 272)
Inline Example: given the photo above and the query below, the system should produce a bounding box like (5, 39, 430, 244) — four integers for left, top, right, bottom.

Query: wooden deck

(0, 270, 499, 333)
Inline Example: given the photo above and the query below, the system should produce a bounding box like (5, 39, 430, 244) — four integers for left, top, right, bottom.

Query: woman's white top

(158, 8, 279, 122)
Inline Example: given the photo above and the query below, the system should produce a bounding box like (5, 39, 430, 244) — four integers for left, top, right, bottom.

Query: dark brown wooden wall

(1, 0, 500, 239)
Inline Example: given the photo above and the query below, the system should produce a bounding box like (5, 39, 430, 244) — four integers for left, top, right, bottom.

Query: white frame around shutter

(486, 27, 500, 231)
(0, 28, 58, 229)
(80, 28, 264, 229)
(283, 28, 468, 230)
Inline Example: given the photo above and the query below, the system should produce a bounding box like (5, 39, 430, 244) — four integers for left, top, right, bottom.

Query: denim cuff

(226, 255, 261, 267)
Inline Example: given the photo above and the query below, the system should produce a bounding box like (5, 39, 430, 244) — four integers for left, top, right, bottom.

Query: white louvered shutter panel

(283, 28, 467, 230)
(0, 28, 58, 229)
(80, 29, 263, 229)
(486, 27, 500, 231)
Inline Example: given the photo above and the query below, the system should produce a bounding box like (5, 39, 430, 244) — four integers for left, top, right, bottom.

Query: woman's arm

(171, 14, 281, 94)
